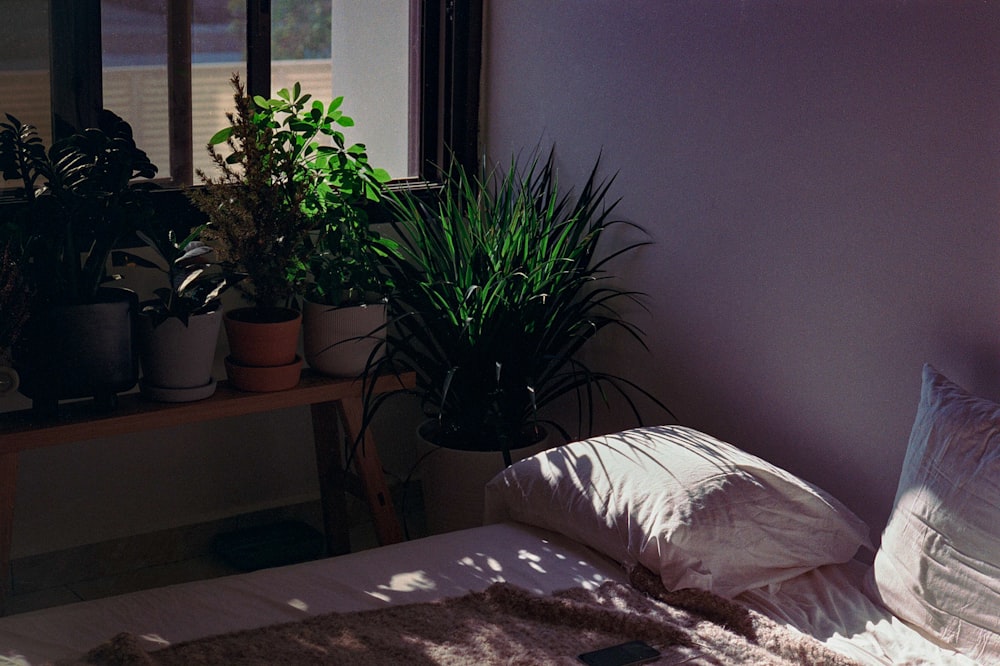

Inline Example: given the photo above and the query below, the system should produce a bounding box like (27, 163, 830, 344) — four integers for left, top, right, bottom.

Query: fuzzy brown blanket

(63, 566, 860, 665)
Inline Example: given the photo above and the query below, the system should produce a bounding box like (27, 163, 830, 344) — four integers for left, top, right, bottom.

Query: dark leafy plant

(0, 239, 31, 355)
(365, 149, 669, 458)
(190, 74, 389, 310)
(0, 110, 158, 306)
(112, 224, 240, 328)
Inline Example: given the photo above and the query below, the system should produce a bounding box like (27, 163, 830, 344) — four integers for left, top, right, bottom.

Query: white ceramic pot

(303, 299, 387, 378)
(138, 308, 223, 401)
(416, 421, 551, 535)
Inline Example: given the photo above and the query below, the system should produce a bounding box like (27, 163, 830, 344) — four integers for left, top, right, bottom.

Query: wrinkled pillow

(867, 364, 1000, 662)
(484, 425, 870, 597)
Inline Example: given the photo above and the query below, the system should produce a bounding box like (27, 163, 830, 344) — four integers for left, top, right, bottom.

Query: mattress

(0, 522, 623, 664)
(0, 522, 977, 665)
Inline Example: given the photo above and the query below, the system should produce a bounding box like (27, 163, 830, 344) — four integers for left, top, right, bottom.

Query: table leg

(0, 452, 17, 614)
(310, 402, 351, 557)
(336, 396, 404, 546)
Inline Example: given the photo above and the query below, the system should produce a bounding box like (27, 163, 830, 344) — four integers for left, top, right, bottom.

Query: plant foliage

(112, 224, 239, 328)
(190, 74, 389, 310)
(367, 149, 667, 454)
(0, 239, 30, 353)
(0, 110, 158, 306)
(307, 209, 398, 306)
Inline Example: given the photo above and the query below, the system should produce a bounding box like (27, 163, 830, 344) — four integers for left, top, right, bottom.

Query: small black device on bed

(577, 640, 661, 666)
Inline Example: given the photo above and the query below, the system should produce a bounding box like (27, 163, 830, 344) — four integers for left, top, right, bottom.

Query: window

(1, 0, 481, 199)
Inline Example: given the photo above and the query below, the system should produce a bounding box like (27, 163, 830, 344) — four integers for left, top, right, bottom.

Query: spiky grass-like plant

(366, 149, 667, 459)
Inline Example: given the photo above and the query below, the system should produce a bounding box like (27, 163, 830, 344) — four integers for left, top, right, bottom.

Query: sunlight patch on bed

(286, 598, 309, 611)
(517, 549, 548, 574)
(0, 654, 32, 666)
(366, 570, 437, 601)
(456, 553, 505, 575)
(139, 634, 170, 648)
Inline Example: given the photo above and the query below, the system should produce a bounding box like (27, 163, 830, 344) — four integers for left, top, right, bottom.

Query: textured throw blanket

(63, 566, 860, 665)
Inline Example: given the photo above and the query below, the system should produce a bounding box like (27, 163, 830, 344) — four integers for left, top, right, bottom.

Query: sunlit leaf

(208, 127, 232, 145)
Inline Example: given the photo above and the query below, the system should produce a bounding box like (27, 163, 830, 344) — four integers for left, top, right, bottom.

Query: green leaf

(207, 127, 232, 145)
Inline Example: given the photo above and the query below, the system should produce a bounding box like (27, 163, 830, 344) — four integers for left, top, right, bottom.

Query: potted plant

(112, 224, 239, 402)
(0, 110, 158, 413)
(368, 149, 669, 532)
(190, 75, 384, 391)
(302, 135, 392, 378)
(304, 218, 395, 377)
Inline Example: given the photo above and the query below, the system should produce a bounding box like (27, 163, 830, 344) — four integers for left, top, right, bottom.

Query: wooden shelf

(0, 370, 411, 454)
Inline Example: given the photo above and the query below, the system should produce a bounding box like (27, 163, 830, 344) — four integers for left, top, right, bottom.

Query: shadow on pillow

(866, 364, 1000, 663)
(485, 425, 870, 598)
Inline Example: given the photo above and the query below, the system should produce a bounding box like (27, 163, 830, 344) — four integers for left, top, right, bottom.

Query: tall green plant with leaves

(190, 74, 388, 310)
(367, 149, 667, 458)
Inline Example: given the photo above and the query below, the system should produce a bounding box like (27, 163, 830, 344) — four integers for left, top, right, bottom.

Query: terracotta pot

(223, 306, 302, 391)
(303, 299, 386, 378)
(224, 354, 303, 392)
(14, 288, 139, 413)
(137, 307, 223, 402)
(224, 307, 301, 367)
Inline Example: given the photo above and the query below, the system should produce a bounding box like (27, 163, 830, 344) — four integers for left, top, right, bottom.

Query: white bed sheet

(0, 521, 980, 666)
(0, 523, 624, 664)
(738, 560, 979, 666)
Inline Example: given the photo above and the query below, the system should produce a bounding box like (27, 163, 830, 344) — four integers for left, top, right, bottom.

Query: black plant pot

(14, 288, 139, 415)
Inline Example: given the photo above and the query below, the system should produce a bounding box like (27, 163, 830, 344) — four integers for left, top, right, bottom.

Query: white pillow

(484, 425, 870, 597)
(867, 364, 1000, 662)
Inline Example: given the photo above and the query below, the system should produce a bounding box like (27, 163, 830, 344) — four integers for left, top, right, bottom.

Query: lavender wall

(483, 1, 1000, 535)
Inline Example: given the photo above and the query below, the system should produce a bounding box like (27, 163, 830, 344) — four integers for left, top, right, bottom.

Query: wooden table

(0, 370, 414, 612)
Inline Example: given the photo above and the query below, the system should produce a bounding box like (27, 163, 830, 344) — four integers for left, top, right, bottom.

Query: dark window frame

(5, 0, 482, 225)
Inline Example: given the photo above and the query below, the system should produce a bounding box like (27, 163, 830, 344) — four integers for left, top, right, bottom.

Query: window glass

(325, 1, 412, 179)
(0, 1, 52, 153)
(1, 1, 416, 189)
(102, 0, 246, 183)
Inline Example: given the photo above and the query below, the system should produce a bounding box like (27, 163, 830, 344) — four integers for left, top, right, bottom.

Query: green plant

(190, 74, 389, 311)
(112, 225, 239, 328)
(0, 110, 158, 306)
(305, 118, 393, 306)
(367, 149, 668, 457)
(307, 208, 398, 306)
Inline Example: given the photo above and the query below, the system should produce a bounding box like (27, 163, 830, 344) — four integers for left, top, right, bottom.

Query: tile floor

(5, 489, 424, 616)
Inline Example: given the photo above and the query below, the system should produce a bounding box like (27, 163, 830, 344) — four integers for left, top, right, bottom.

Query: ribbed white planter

(303, 299, 387, 378)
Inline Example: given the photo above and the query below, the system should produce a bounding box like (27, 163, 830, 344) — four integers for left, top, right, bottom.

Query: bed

(0, 363, 994, 665)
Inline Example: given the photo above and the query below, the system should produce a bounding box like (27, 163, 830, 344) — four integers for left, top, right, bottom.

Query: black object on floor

(213, 521, 325, 571)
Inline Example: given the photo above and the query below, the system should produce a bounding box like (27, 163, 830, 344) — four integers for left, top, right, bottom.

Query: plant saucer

(140, 377, 218, 403)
